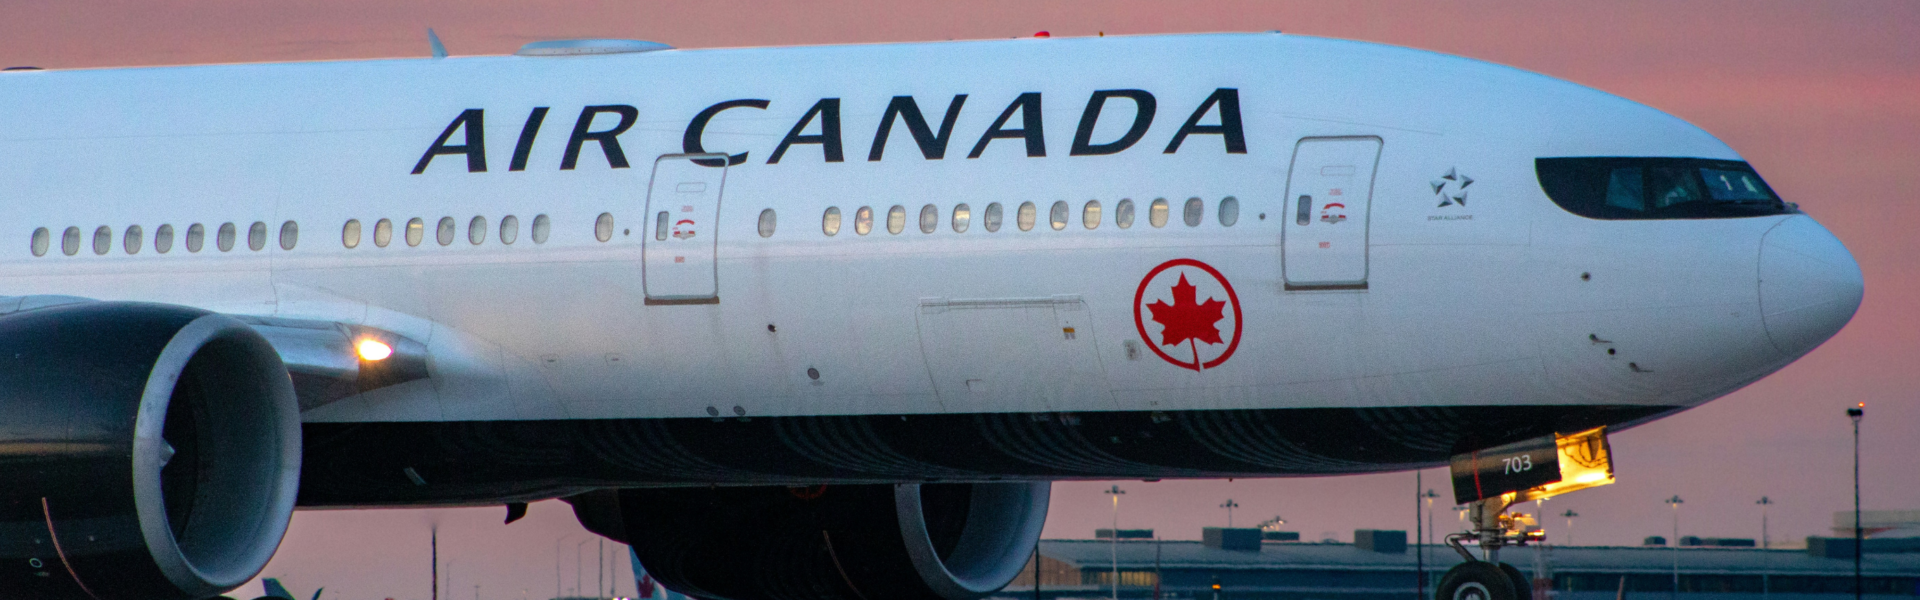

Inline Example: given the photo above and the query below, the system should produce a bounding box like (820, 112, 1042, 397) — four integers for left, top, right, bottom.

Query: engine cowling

(0, 302, 301, 600)
(602, 482, 1049, 600)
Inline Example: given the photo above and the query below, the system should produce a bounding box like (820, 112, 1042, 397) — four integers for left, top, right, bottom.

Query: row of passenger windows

(28, 214, 568, 257)
(777, 196, 1241, 238)
(30, 221, 298, 257)
(30, 196, 1244, 256)
(339, 215, 555, 248)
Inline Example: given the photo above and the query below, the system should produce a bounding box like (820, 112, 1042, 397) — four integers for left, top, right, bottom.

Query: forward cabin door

(643, 154, 728, 305)
(1282, 137, 1381, 290)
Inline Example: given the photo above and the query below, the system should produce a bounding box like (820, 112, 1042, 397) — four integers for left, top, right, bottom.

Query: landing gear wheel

(1498, 562, 1533, 600)
(1438, 562, 1518, 600)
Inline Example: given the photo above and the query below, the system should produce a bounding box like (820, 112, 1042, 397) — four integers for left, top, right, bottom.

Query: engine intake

(0, 302, 301, 600)
(601, 482, 1049, 600)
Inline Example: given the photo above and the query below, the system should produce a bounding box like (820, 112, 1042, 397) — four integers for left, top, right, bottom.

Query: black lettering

(509, 107, 549, 172)
(411, 109, 486, 174)
(1070, 90, 1156, 156)
(868, 95, 967, 161)
(1164, 88, 1246, 154)
(968, 93, 1045, 159)
(561, 105, 639, 170)
(684, 99, 770, 167)
(768, 99, 844, 164)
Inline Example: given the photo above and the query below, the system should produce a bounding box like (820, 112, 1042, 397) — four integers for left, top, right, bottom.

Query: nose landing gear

(1436, 427, 1616, 600)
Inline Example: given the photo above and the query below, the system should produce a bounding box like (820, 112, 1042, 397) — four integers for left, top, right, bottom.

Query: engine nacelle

(0, 302, 301, 600)
(602, 482, 1049, 600)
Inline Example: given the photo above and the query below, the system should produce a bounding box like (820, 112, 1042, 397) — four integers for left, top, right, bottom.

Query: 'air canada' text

(412, 89, 1245, 174)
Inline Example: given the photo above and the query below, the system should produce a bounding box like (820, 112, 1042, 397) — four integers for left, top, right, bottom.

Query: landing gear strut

(1437, 496, 1541, 600)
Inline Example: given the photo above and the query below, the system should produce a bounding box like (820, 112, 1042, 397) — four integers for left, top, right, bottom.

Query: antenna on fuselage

(427, 28, 448, 59)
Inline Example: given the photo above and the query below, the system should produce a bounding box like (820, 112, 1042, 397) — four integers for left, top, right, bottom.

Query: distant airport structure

(999, 529, 1920, 600)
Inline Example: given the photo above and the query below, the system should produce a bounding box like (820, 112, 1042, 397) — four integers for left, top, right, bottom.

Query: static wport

(356, 339, 393, 361)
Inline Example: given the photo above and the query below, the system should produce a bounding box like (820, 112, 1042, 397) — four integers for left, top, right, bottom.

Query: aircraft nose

(1759, 215, 1864, 357)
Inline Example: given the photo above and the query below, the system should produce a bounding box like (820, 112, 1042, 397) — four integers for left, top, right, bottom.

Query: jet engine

(582, 482, 1049, 600)
(0, 302, 301, 600)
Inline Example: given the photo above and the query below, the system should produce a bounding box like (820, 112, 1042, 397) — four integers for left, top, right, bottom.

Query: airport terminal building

(999, 530, 1920, 600)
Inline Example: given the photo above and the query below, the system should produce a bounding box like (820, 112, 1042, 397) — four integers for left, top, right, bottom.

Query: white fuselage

(0, 34, 1858, 435)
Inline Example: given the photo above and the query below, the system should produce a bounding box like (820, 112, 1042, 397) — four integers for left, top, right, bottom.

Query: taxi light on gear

(357, 339, 393, 361)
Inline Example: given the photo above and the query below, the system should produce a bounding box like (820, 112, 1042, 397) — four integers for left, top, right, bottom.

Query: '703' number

(1502, 454, 1535, 474)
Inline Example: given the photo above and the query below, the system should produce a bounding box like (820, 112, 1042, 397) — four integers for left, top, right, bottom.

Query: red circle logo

(1133, 259, 1243, 371)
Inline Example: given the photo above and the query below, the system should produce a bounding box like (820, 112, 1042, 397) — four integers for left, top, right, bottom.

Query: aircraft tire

(1499, 562, 1533, 600)
(1437, 561, 1518, 600)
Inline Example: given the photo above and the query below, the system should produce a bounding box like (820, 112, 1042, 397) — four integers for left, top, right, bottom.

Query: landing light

(357, 339, 393, 361)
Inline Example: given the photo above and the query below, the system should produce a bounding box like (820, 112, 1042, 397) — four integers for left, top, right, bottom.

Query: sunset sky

(4, 2, 1916, 599)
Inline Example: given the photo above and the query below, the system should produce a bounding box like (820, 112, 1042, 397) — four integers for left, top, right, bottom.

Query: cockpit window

(1537, 157, 1794, 219)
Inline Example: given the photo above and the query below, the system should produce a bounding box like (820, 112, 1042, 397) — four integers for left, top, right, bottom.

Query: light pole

(1422, 488, 1439, 600)
(1849, 403, 1864, 600)
(555, 534, 574, 599)
(1106, 485, 1125, 600)
(1755, 497, 1772, 550)
(1665, 495, 1683, 600)
(1220, 499, 1239, 528)
(1561, 510, 1580, 547)
(576, 539, 592, 598)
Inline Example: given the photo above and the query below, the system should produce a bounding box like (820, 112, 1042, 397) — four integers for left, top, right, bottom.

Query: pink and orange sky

(5, 2, 1918, 599)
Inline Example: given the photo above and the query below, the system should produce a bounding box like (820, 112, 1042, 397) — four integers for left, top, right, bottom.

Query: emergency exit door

(1282, 137, 1381, 290)
(643, 154, 728, 305)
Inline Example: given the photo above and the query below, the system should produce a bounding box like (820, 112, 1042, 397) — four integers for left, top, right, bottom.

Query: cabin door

(1282, 136, 1381, 290)
(643, 154, 728, 305)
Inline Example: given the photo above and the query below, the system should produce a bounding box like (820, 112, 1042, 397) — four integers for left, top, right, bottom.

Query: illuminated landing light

(1571, 471, 1612, 485)
(357, 339, 393, 361)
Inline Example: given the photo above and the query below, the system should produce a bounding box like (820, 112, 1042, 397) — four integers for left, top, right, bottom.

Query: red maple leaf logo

(1146, 273, 1226, 348)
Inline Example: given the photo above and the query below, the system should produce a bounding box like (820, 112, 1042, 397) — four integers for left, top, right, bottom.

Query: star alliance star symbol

(1431, 167, 1473, 208)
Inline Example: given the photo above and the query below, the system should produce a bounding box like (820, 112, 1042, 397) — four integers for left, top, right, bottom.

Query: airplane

(0, 30, 1861, 600)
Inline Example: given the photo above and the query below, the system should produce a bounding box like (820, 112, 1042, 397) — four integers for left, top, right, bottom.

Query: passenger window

(822, 207, 842, 236)
(217, 223, 237, 252)
(467, 216, 487, 245)
(30, 227, 48, 257)
(279, 221, 298, 250)
(500, 215, 519, 245)
(758, 208, 776, 238)
(532, 214, 551, 243)
(1183, 197, 1204, 227)
(1115, 199, 1135, 229)
(1082, 200, 1101, 230)
(1219, 196, 1240, 226)
(984, 202, 1003, 232)
(124, 225, 143, 255)
(887, 205, 906, 235)
(595, 213, 615, 243)
(248, 221, 267, 251)
(918, 204, 937, 234)
(186, 223, 205, 253)
(374, 219, 393, 248)
(343, 219, 362, 248)
(1017, 202, 1036, 232)
(1149, 198, 1169, 228)
(855, 206, 873, 235)
(62, 226, 80, 256)
(405, 218, 424, 247)
(154, 224, 173, 254)
(438, 217, 457, 246)
(952, 204, 971, 233)
(1049, 201, 1068, 230)
(654, 212, 669, 241)
(92, 226, 111, 255)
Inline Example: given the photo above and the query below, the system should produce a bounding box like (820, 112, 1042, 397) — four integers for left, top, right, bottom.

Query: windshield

(1536, 157, 1794, 220)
